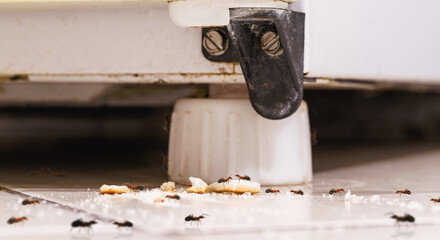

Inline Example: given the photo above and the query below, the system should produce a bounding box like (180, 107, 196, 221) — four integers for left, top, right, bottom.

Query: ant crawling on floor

(70, 219, 97, 232)
(22, 199, 40, 205)
(395, 188, 411, 197)
(125, 184, 145, 191)
(428, 196, 440, 204)
(265, 188, 281, 194)
(184, 214, 209, 227)
(7, 216, 28, 225)
(386, 212, 415, 227)
(165, 194, 181, 200)
(289, 189, 304, 195)
(329, 188, 345, 195)
(113, 220, 133, 230)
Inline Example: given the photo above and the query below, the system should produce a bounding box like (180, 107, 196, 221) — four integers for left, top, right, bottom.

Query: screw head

(203, 29, 229, 56)
(261, 31, 283, 56)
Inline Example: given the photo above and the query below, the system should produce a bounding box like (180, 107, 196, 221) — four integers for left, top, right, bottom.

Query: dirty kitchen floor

(1, 143, 440, 240)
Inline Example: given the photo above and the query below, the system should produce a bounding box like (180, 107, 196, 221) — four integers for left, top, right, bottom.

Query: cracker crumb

(208, 179, 261, 194)
(100, 184, 131, 195)
(186, 177, 208, 194)
(160, 181, 176, 192)
(154, 198, 165, 203)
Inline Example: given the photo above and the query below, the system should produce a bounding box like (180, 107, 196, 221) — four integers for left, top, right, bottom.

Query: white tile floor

(1, 147, 440, 239)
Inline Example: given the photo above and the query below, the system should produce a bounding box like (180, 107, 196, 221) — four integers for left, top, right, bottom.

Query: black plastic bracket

(202, 8, 305, 120)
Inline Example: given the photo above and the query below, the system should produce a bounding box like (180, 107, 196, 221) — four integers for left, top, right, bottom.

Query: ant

(428, 196, 440, 204)
(329, 188, 345, 195)
(113, 221, 133, 230)
(184, 214, 208, 227)
(30, 167, 49, 176)
(218, 176, 233, 183)
(265, 188, 281, 194)
(289, 189, 304, 195)
(7, 216, 28, 225)
(51, 171, 66, 177)
(395, 188, 411, 197)
(22, 199, 40, 205)
(182, 184, 192, 187)
(125, 184, 145, 191)
(70, 219, 97, 232)
(234, 170, 251, 181)
(160, 152, 168, 172)
(311, 128, 318, 145)
(386, 212, 415, 227)
(165, 194, 181, 200)
(163, 115, 171, 133)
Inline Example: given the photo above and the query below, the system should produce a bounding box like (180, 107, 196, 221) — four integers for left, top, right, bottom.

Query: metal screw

(203, 29, 228, 56)
(261, 31, 283, 56)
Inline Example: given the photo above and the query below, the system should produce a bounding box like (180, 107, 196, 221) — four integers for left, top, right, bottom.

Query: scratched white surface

(1, 147, 440, 239)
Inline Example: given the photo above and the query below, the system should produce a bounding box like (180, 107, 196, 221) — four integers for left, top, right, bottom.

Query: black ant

(395, 189, 411, 197)
(184, 214, 208, 227)
(70, 219, 97, 232)
(125, 184, 145, 191)
(265, 188, 280, 194)
(22, 199, 40, 205)
(218, 176, 233, 183)
(7, 217, 28, 225)
(290, 189, 304, 195)
(386, 213, 415, 227)
(165, 194, 181, 200)
(113, 221, 133, 230)
(234, 170, 251, 181)
(329, 188, 345, 195)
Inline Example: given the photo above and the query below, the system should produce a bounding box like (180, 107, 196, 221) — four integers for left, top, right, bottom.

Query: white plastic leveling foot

(167, 98, 312, 185)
